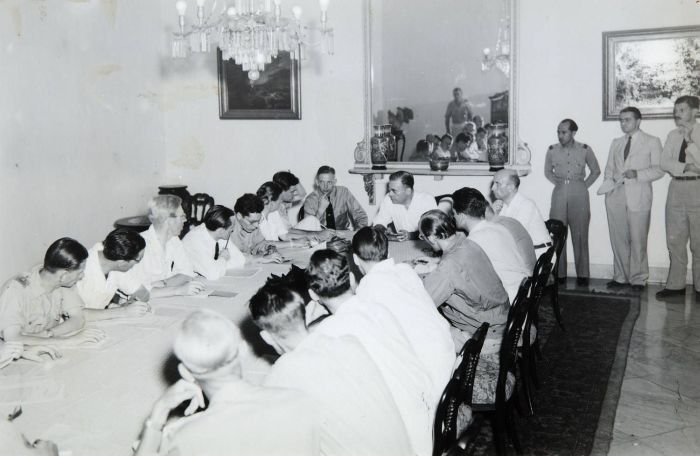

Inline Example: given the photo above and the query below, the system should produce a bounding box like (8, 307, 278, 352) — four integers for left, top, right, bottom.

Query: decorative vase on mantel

(370, 125, 388, 170)
(487, 123, 508, 171)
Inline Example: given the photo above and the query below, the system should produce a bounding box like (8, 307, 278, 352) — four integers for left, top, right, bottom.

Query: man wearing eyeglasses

(135, 309, 319, 456)
(230, 194, 285, 264)
(303, 166, 368, 230)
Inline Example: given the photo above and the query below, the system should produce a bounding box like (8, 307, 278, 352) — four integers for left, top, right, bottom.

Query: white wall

(0, 0, 167, 282)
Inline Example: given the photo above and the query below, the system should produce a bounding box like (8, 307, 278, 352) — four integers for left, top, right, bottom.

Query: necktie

(623, 135, 631, 161)
(325, 197, 336, 229)
(214, 242, 220, 260)
(679, 139, 688, 163)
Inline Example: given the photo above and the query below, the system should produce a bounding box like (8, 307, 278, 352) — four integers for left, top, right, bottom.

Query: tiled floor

(571, 281, 700, 455)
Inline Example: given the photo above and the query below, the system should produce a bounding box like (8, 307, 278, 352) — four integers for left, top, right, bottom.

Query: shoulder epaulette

(548, 145, 554, 150)
(583, 144, 589, 149)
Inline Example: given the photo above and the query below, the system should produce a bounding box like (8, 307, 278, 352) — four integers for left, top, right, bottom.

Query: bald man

(135, 309, 319, 456)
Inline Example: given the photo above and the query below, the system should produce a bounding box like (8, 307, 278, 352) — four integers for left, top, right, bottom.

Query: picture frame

(602, 25, 700, 120)
(217, 47, 301, 120)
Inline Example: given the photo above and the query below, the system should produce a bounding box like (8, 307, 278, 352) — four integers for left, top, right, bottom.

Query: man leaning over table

(125, 195, 206, 297)
(0, 237, 105, 350)
(182, 205, 246, 280)
(656, 95, 700, 301)
(230, 193, 285, 264)
(250, 283, 412, 456)
(373, 170, 437, 241)
(598, 106, 663, 291)
(352, 226, 455, 404)
(77, 228, 151, 320)
(303, 165, 368, 230)
(134, 309, 319, 456)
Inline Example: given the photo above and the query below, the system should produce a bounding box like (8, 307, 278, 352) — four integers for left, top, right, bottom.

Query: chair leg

(550, 284, 566, 331)
(493, 413, 507, 456)
(505, 406, 523, 455)
(519, 357, 535, 417)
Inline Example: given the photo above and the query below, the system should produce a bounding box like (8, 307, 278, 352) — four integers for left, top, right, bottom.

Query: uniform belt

(561, 179, 583, 184)
(534, 242, 553, 249)
(674, 175, 700, 181)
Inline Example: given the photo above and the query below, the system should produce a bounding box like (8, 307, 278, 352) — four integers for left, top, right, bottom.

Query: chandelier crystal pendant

(481, 0, 510, 76)
(172, 0, 334, 81)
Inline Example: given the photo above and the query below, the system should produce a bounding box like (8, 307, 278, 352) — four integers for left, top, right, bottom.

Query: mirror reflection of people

(433, 134, 452, 159)
(453, 132, 479, 161)
(409, 139, 431, 162)
(444, 87, 473, 137)
(0, 238, 106, 348)
(373, 171, 438, 242)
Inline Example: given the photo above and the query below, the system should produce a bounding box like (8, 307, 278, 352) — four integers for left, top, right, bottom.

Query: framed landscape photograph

(603, 25, 700, 120)
(217, 47, 301, 119)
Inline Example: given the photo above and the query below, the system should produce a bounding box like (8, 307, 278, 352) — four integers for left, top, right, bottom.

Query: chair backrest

(546, 218, 567, 254)
(189, 193, 215, 225)
(496, 278, 531, 410)
(433, 322, 490, 456)
(529, 245, 556, 300)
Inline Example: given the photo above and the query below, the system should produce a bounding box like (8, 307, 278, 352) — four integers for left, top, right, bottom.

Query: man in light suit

(598, 107, 663, 291)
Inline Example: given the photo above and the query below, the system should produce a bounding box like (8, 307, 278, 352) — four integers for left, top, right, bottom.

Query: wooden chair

(188, 193, 214, 225)
(433, 322, 490, 456)
(471, 278, 531, 455)
(545, 219, 567, 330)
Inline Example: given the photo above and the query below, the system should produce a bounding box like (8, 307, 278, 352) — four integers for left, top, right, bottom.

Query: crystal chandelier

(172, 0, 334, 81)
(481, 1, 510, 76)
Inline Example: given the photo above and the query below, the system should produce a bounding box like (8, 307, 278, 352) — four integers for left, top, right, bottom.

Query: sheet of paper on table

(226, 267, 262, 278)
(0, 376, 64, 405)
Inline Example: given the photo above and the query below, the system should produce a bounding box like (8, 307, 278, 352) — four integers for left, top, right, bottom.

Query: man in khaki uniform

(598, 107, 663, 291)
(656, 96, 700, 301)
(544, 119, 601, 286)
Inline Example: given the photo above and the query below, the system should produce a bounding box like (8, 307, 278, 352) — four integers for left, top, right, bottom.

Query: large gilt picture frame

(217, 48, 301, 120)
(603, 25, 700, 120)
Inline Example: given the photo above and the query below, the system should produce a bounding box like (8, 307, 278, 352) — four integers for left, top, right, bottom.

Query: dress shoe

(655, 288, 686, 299)
(695, 290, 700, 302)
(606, 280, 628, 289)
(630, 284, 645, 292)
(576, 277, 589, 286)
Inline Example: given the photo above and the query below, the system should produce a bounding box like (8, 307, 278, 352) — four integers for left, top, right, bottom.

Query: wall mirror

(362, 0, 520, 170)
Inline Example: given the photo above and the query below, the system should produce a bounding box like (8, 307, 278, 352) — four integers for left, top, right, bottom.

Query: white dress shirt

(314, 296, 434, 456)
(373, 192, 437, 232)
(499, 192, 551, 248)
(264, 332, 412, 456)
(182, 224, 246, 280)
(124, 225, 195, 289)
(76, 243, 142, 309)
(259, 210, 290, 241)
(355, 258, 456, 406)
(468, 220, 531, 302)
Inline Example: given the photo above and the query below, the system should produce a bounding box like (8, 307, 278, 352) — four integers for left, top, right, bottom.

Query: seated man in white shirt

(134, 309, 319, 456)
(373, 170, 438, 241)
(250, 284, 412, 456)
(0, 238, 106, 349)
(351, 226, 455, 405)
(77, 228, 151, 321)
(256, 182, 329, 246)
(272, 170, 307, 224)
(452, 187, 531, 302)
(491, 169, 552, 258)
(182, 205, 246, 280)
(126, 195, 205, 297)
(305, 249, 434, 456)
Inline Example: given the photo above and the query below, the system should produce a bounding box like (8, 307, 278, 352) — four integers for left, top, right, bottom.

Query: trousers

(605, 185, 651, 285)
(550, 181, 590, 278)
(664, 179, 700, 291)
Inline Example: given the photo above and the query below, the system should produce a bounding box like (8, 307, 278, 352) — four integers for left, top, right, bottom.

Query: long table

(0, 240, 428, 455)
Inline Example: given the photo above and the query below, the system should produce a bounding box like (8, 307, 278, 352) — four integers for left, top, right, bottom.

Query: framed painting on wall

(217, 48, 301, 119)
(603, 25, 700, 120)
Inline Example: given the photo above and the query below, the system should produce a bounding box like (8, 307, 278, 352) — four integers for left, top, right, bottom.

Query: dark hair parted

(620, 106, 642, 120)
(256, 182, 283, 204)
(234, 193, 264, 217)
(249, 284, 306, 333)
(352, 226, 388, 262)
(452, 187, 488, 218)
(418, 210, 457, 240)
(416, 140, 430, 153)
(560, 118, 579, 132)
(272, 171, 300, 191)
(675, 95, 699, 109)
(43, 237, 88, 273)
(388, 170, 414, 189)
(102, 228, 146, 262)
(316, 165, 336, 176)
(305, 249, 351, 299)
(203, 205, 234, 231)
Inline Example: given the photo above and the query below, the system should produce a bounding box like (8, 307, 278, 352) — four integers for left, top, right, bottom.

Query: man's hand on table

(260, 252, 285, 264)
(21, 345, 62, 362)
(121, 301, 151, 317)
(219, 249, 231, 262)
(176, 281, 206, 296)
(59, 328, 107, 347)
(491, 199, 504, 214)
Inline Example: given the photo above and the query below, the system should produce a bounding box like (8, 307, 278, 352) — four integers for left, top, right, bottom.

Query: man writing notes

(656, 96, 700, 301)
(303, 166, 368, 230)
(544, 119, 601, 286)
(373, 171, 437, 241)
(598, 107, 663, 291)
